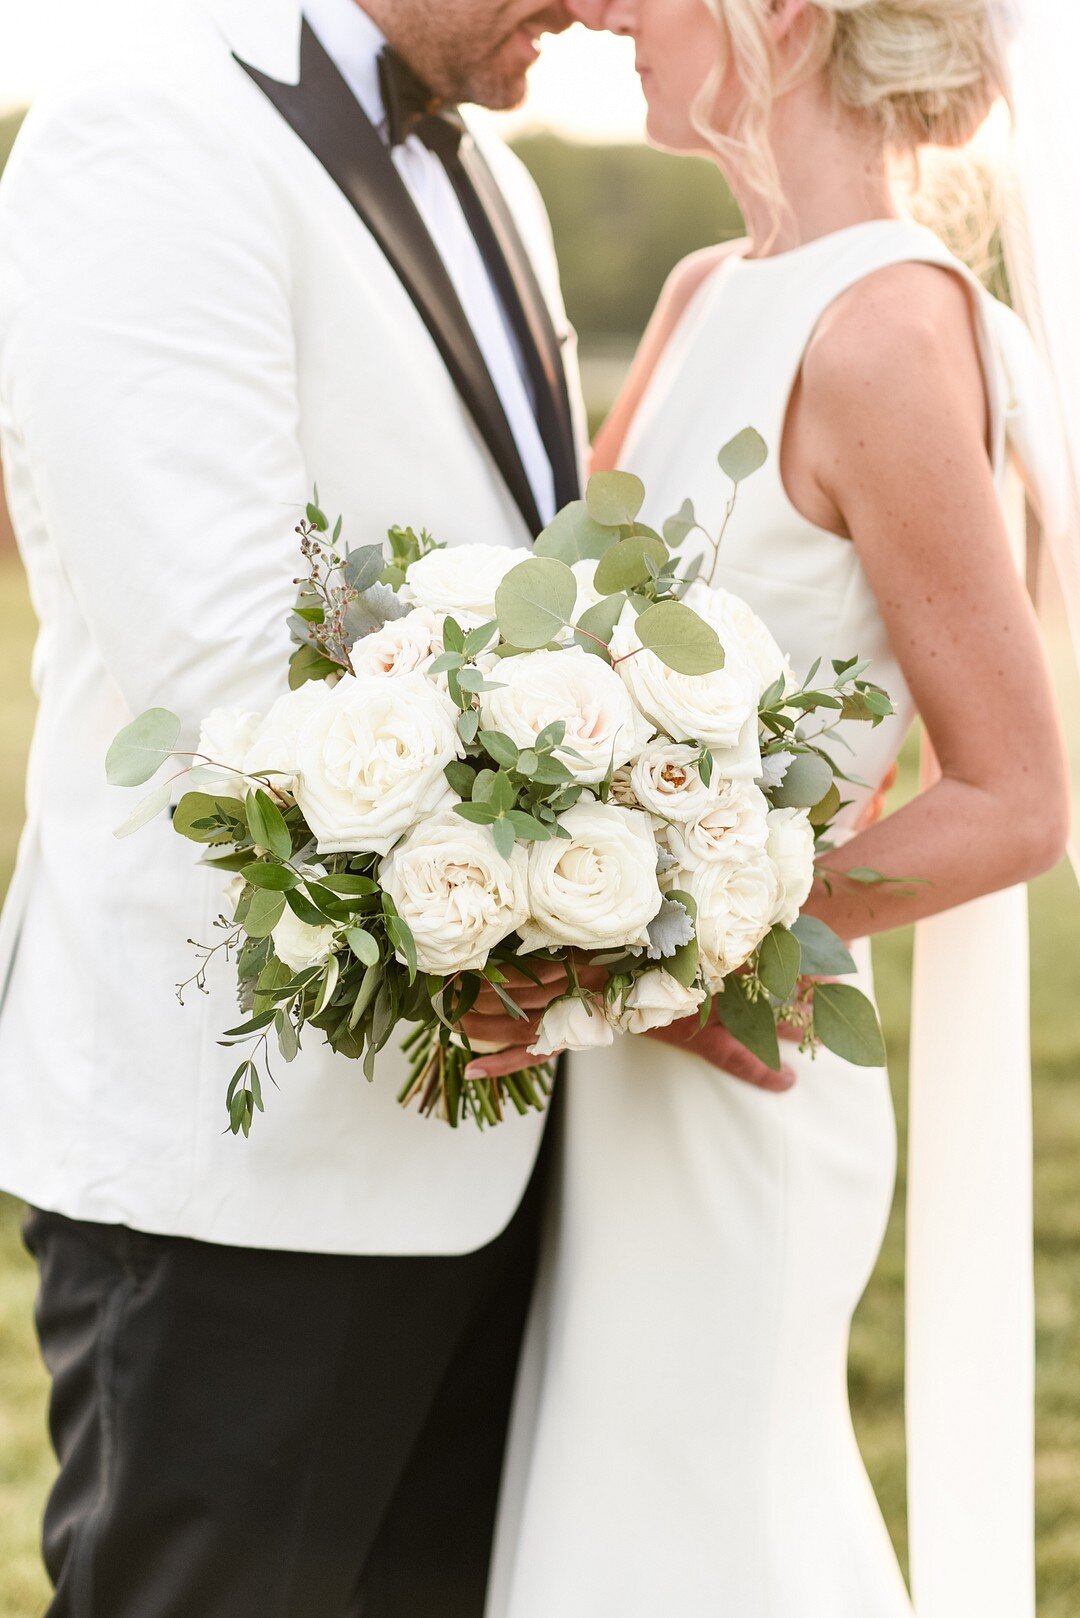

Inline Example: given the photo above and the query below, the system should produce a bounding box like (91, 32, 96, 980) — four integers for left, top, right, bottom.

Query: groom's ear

(768, 0, 809, 41)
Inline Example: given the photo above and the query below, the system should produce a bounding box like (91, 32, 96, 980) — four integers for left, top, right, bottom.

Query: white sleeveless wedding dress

(487, 221, 1044, 1618)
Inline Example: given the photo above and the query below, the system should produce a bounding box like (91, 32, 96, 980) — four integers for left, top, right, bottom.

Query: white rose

(666, 779, 771, 872)
(609, 604, 759, 753)
(520, 801, 663, 953)
(684, 853, 780, 988)
(243, 682, 331, 790)
(196, 707, 263, 798)
(378, 812, 529, 975)
(404, 543, 524, 624)
(528, 995, 615, 1058)
(271, 906, 339, 974)
(629, 741, 720, 824)
(682, 580, 790, 696)
(758, 750, 796, 792)
(349, 606, 447, 682)
(766, 806, 817, 928)
(221, 873, 248, 919)
(571, 558, 605, 613)
(294, 671, 462, 857)
(480, 646, 653, 784)
(615, 971, 706, 1035)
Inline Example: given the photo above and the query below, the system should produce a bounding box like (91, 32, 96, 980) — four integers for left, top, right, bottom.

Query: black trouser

(23, 1134, 549, 1618)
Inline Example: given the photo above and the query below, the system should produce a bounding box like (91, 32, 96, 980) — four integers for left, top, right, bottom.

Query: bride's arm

(592, 242, 746, 471)
(792, 264, 1070, 943)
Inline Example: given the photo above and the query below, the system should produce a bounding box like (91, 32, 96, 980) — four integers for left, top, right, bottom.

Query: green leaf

(173, 792, 245, 846)
(517, 749, 540, 776)
(758, 925, 802, 1000)
(593, 534, 668, 596)
(458, 709, 480, 745)
(306, 501, 329, 532)
(241, 862, 298, 891)
(534, 500, 617, 563)
(771, 752, 834, 810)
(713, 978, 782, 1070)
(634, 601, 726, 675)
(492, 818, 516, 859)
(445, 760, 477, 798)
(478, 730, 520, 769)
(285, 886, 336, 927)
(106, 708, 181, 788)
(790, 915, 856, 977)
(665, 937, 700, 990)
(663, 498, 697, 548)
(245, 889, 287, 940)
(347, 927, 381, 966)
(573, 593, 625, 657)
(443, 616, 466, 653)
(245, 790, 292, 860)
(113, 781, 172, 839)
(387, 915, 418, 982)
(717, 427, 768, 484)
(809, 782, 842, 828)
(495, 557, 577, 650)
(505, 810, 552, 841)
(289, 645, 339, 691)
(275, 1011, 300, 1064)
(463, 619, 499, 656)
(489, 772, 515, 815)
(585, 469, 646, 527)
(813, 983, 886, 1067)
(342, 545, 384, 593)
(314, 954, 341, 1016)
(455, 801, 498, 826)
(348, 963, 382, 1031)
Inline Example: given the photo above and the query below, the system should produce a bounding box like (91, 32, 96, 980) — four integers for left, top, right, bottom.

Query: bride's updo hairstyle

(698, 1, 1009, 207)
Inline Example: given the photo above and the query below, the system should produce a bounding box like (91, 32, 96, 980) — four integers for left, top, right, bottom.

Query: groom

(0, 0, 582, 1612)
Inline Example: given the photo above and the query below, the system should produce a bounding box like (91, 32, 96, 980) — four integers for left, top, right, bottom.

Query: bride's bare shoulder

(657, 239, 749, 327)
(802, 260, 987, 431)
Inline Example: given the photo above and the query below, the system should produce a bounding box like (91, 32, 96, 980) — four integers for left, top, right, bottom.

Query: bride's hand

(644, 1012, 798, 1092)
(461, 961, 607, 1081)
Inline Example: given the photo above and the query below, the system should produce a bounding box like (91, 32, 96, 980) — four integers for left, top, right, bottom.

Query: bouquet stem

(398, 1025, 554, 1130)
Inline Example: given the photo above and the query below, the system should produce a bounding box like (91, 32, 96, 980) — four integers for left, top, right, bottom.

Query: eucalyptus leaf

(713, 978, 782, 1070)
(342, 545, 385, 594)
(245, 889, 287, 940)
(495, 557, 577, 649)
(347, 927, 381, 967)
(245, 790, 293, 861)
(106, 708, 182, 788)
(534, 500, 617, 563)
(492, 818, 516, 859)
(813, 983, 886, 1067)
(789, 915, 856, 977)
(663, 498, 697, 548)
(173, 792, 245, 846)
(770, 752, 834, 810)
(634, 601, 726, 675)
(113, 781, 172, 839)
(758, 925, 802, 1000)
(809, 782, 842, 828)
(586, 470, 646, 528)
(593, 534, 668, 596)
(572, 596, 625, 665)
(241, 862, 297, 891)
(717, 427, 768, 484)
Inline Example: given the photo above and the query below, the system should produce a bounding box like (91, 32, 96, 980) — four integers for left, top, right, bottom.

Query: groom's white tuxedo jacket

(0, 0, 586, 1253)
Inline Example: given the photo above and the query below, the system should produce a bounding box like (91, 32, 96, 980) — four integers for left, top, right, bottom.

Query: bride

(470, 1, 1072, 1614)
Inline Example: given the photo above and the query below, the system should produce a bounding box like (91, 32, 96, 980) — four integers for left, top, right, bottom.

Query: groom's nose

(566, 1, 610, 28)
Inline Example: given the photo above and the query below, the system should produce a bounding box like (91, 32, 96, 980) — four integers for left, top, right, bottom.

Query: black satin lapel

(237, 24, 543, 537)
(458, 139, 581, 508)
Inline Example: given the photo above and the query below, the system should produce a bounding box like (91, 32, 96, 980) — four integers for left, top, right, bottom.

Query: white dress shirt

(303, 0, 556, 526)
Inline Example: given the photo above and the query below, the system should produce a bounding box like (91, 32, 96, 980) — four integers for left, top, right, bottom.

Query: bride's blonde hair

(696, 1, 1010, 216)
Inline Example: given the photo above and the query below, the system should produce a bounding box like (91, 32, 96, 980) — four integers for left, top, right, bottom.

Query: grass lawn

(0, 555, 1077, 1614)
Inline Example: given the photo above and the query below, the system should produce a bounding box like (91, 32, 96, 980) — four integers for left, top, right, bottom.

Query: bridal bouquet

(109, 431, 893, 1133)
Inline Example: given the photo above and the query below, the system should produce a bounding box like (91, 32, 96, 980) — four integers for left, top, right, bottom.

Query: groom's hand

(644, 1014, 798, 1092)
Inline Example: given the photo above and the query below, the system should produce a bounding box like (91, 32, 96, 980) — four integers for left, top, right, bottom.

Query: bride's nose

(566, 1, 636, 32)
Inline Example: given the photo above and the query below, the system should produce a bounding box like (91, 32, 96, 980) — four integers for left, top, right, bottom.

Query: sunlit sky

(0, 7, 647, 140)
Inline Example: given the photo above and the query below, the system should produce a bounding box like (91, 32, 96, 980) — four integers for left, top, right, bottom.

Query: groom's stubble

(356, 0, 575, 109)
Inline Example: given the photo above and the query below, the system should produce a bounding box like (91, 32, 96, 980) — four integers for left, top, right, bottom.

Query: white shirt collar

(302, 0, 388, 126)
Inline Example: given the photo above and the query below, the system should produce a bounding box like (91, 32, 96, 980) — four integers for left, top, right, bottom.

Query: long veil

(905, 8, 1080, 1617)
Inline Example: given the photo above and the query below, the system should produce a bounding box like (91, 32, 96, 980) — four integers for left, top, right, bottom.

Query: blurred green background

(0, 105, 1078, 1616)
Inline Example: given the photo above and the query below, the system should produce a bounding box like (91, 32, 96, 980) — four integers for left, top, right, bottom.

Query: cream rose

(608, 605, 760, 754)
(480, 646, 653, 784)
(682, 580, 790, 696)
(404, 543, 524, 624)
(243, 682, 331, 790)
(528, 995, 615, 1058)
(378, 812, 529, 975)
(666, 780, 771, 872)
(766, 807, 817, 928)
(615, 971, 706, 1035)
(629, 741, 720, 824)
(684, 852, 780, 988)
(271, 906, 340, 974)
(294, 672, 462, 857)
(349, 606, 448, 682)
(195, 707, 263, 798)
(571, 558, 604, 613)
(520, 801, 663, 953)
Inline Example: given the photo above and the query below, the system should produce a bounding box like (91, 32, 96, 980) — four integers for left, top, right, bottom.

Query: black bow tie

(378, 47, 465, 157)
